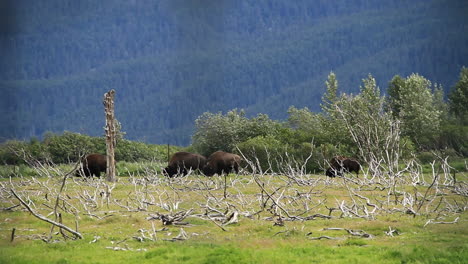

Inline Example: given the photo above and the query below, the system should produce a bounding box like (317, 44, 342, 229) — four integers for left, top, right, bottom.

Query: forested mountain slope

(1, 0, 467, 145)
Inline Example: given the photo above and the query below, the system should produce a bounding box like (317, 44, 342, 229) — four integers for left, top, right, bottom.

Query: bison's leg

(174, 165, 184, 177)
(90, 165, 101, 177)
(335, 168, 344, 177)
(90, 166, 100, 177)
(84, 167, 92, 177)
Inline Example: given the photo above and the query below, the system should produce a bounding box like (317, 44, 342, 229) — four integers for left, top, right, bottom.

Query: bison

(202, 151, 241, 176)
(163, 152, 207, 178)
(76, 153, 107, 177)
(325, 156, 360, 178)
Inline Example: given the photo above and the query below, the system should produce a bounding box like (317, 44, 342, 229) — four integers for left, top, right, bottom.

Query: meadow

(0, 162, 466, 264)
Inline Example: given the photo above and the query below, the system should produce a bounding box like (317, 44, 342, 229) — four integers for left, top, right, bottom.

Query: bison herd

(76, 152, 360, 178)
(162, 151, 241, 177)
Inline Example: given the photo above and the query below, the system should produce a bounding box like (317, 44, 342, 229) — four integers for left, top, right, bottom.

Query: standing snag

(103, 90, 117, 182)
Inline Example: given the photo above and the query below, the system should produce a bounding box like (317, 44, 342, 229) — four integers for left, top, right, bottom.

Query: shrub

(192, 110, 281, 157)
(43, 131, 104, 163)
(237, 135, 286, 173)
(0, 132, 179, 165)
(417, 151, 435, 164)
(0, 140, 28, 165)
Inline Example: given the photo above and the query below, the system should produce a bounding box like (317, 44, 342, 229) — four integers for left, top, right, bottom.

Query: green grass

(0, 168, 466, 264)
(1, 236, 466, 264)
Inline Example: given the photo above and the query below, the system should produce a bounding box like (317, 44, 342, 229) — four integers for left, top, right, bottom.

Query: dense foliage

(1, 0, 467, 145)
(0, 131, 180, 165)
(192, 70, 468, 172)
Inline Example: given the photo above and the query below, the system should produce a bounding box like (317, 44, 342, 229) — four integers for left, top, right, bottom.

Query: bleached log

(11, 188, 83, 239)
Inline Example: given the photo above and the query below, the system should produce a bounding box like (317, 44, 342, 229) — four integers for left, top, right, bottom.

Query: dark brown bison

(325, 156, 360, 178)
(163, 152, 207, 178)
(76, 154, 107, 177)
(202, 151, 241, 176)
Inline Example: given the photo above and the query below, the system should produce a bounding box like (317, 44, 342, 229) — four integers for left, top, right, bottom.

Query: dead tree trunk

(103, 90, 117, 182)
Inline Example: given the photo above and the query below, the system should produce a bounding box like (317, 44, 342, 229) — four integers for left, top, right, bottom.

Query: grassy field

(0, 164, 466, 264)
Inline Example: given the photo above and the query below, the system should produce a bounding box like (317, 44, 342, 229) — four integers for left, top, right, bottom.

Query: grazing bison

(76, 154, 107, 177)
(163, 152, 207, 178)
(202, 151, 241, 176)
(325, 156, 360, 178)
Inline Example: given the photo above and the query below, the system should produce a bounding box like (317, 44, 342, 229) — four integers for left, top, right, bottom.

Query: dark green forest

(1, 0, 468, 145)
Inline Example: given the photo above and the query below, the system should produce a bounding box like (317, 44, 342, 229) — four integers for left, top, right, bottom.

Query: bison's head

(163, 166, 188, 178)
(202, 164, 215, 176)
(163, 166, 177, 178)
(325, 168, 337, 178)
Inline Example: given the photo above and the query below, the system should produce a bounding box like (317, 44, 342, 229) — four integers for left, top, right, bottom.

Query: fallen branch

(424, 217, 459, 228)
(2, 204, 20, 211)
(10, 228, 16, 242)
(11, 188, 83, 239)
(207, 215, 227, 232)
(385, 226, 400, 236)
(223, 211, 239, 226)
(146, 209, 193, 225)
(162, 228, 189, 242)
(308, 235, 339, 240)
(322, 227, 373, 238)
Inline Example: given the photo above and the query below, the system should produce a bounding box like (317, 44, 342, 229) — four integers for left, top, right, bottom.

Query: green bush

(417, 151, 435, 164)
(237, 137, 325, 173)
(192, 110, 282, 157)
(43, 131, 105, 163)
(449, 160, 467, 172)
(0, 132, 180, 165)
(0, 140, 28, 165)
(0, 164, 39, 178)
(237, 135, 286, 173)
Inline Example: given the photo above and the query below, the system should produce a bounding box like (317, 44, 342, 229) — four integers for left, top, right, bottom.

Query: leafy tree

(321, 71, 339, 117)
(433, 84, 448, 120)
(386, 74, 441, 148)
(335, 75, 387, 157)
(318, 72, 350, 147)
(286, 106, 325, 145)
(386, 75, 405, 117)
(332, 74, 412, 176)
(448, 67, 468, 124)
(0, 140, 28, 165)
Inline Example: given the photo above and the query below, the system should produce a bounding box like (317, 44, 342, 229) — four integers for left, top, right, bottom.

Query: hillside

(1, 0, 467, 145)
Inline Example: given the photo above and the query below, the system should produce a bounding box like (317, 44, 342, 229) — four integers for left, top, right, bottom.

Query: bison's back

(169, 152, 206, 170)
(326, 156, 360, 177)
(204, 151, 241, 176)
(79, 153, 107, 177)
(164, 152, 207, 177)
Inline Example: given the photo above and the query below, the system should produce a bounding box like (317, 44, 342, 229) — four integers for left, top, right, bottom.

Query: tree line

(1, 68, 466, 172)
(190, 68, 468, 172)
(0, 131, 180, 166)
